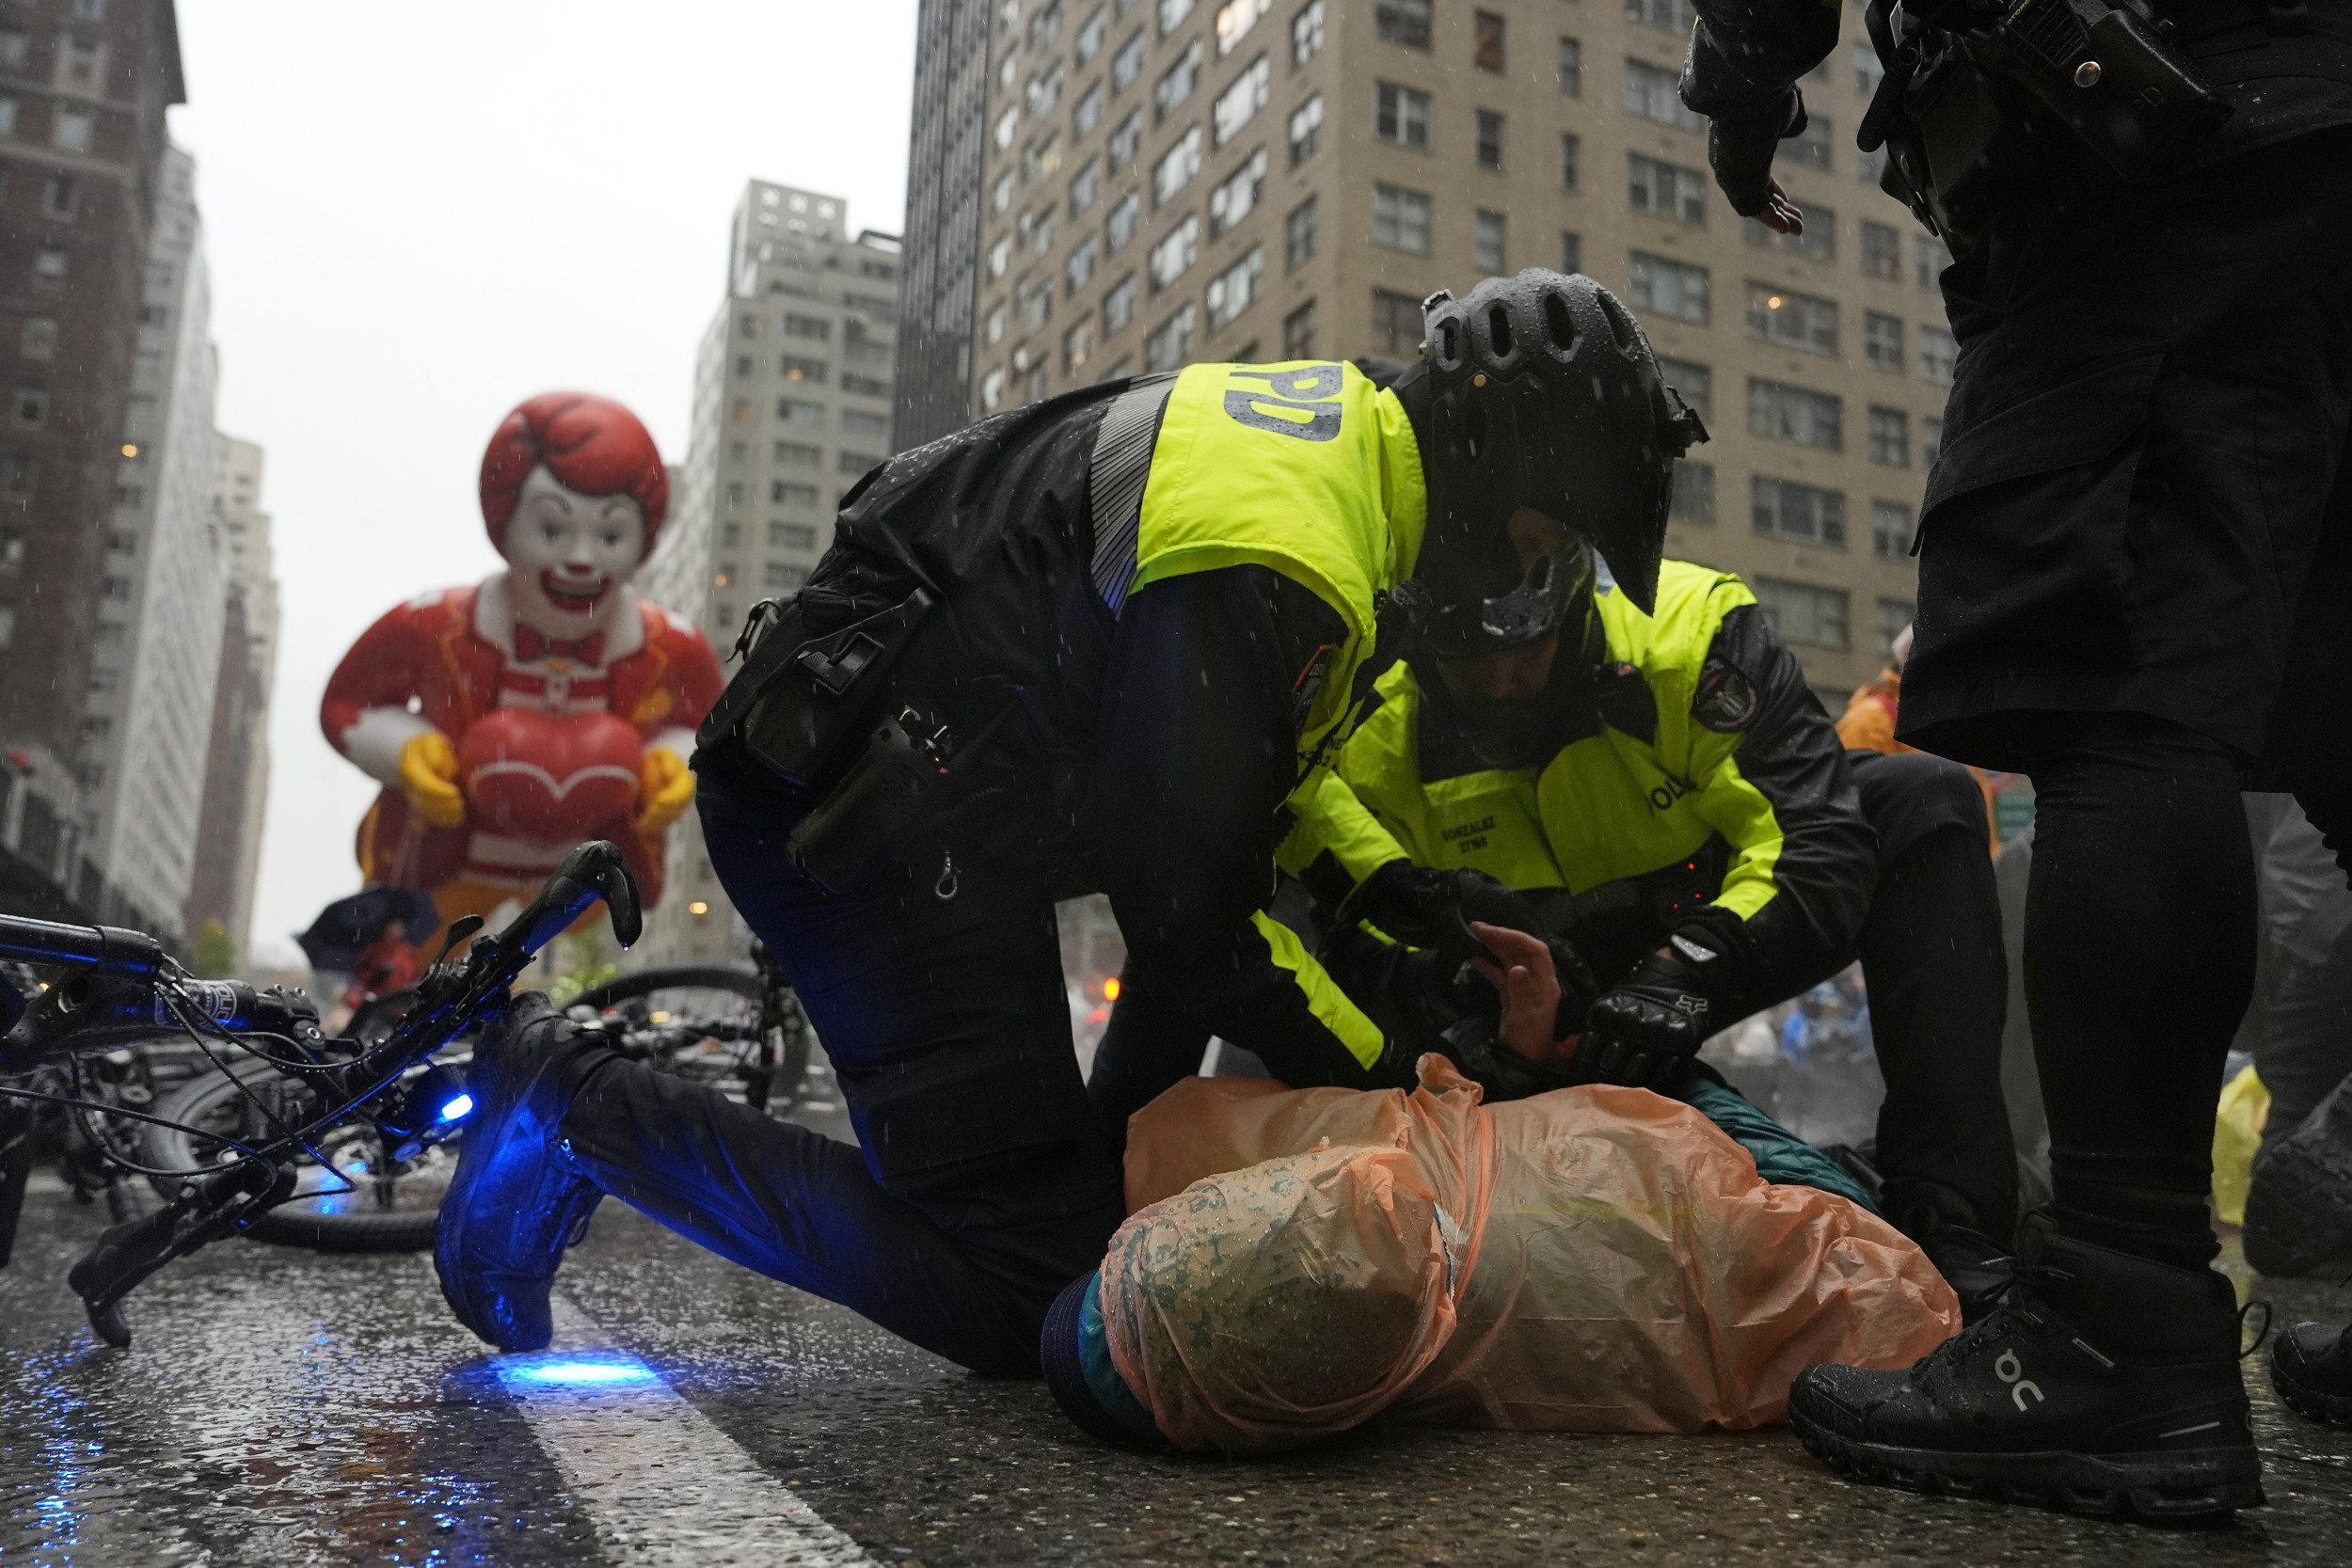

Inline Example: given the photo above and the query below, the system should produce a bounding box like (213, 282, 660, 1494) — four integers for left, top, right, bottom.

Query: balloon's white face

(501, 465, 645, 633)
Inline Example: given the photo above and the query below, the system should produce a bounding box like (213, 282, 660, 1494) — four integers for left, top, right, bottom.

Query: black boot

(1883, 1179, 2010, 1326)
(1787, 1212, 2262, 1520)
(2241, 1068, 2352, 1278)
(2268, 1320, 2352, 1428)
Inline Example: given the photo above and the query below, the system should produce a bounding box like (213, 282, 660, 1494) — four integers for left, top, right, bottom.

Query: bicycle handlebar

(0, 916, 167, 978)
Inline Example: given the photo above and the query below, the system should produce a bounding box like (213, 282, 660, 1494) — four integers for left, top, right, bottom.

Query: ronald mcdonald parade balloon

(320, 393, 723, 975)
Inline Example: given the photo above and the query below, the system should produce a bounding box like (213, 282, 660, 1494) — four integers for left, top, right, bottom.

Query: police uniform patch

(1692, 658, 1761, 733)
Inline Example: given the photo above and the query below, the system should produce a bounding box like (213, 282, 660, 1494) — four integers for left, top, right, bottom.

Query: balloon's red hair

(479, 392, 668, 557)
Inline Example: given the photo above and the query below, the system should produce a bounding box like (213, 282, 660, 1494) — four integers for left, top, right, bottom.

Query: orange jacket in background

(1836, 666, 2002, 851)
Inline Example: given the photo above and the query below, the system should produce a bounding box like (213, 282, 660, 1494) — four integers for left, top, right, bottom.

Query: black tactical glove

(1335, 862, 1548, 969)
(1576, 926, 1747, 1091)
(1706, 88, 1806, 218)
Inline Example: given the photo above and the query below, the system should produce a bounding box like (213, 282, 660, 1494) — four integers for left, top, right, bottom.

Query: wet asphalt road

(5, 1121, 2351, 1567)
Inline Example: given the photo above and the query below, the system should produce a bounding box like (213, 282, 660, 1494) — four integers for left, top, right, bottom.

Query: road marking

(494, 1292, 872, 1566)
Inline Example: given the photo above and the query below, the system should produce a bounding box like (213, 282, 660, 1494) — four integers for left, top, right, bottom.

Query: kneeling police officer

(1679, 0, 2352, 1519)
(430, 270, 1702, 1378)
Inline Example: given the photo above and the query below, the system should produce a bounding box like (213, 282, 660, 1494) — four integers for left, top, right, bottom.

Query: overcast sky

(170, 2, 918, 965)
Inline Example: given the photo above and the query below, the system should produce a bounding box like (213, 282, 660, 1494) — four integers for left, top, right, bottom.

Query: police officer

(430, 272, 1703, 1378)
(1679, 0, 2352, 1519)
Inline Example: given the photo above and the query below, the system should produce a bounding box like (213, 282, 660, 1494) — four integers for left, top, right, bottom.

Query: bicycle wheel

(567, 964, 811, 1110)
(142, 1057, 459, 1253)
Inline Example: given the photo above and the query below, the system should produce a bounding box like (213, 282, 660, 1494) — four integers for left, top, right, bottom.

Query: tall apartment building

(898, 0, 1954, 701)
(185, 434, 278, 963)
(633, 181, 903, 967)
(0, 0, 185, 922)
(80, 139, 223, 941)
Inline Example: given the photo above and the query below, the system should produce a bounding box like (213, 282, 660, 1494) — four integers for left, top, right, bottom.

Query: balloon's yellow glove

(398, 731, 467, 829)
(634, 747, 696, 837)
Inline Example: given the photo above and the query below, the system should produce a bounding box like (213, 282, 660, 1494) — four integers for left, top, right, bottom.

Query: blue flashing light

(437, 1093, 474, 1122)
(503, 1358, 658, 1386)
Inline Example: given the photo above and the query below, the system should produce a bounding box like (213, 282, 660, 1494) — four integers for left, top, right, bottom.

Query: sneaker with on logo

(1787, 1212, 2262, 1520)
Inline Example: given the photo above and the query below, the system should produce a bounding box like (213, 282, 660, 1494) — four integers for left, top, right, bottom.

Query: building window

(32, 248, 67, 285)
(839, 448, 884, 476)
(1065, 318, 1096, 375)
(1787, 115, 1833, 170)
(766, 562, 811, 592)
(1629, 154, 1709, 225)
(1214, 55, 1271, 143)
(1752, 476, 1848, 547)
(0, 29, 25, 71)
(1020, 133, 1062, 185)
(1558, 37, 1583, 95)
(1145, 303, 1199, 372)
(1075, 81, 1106, 138)
(1559, 133, 1581, 189)
(1625, 58, 1703, 133)
(20, 319, 56, 362)
(53, 107, 91, 152)
(11, 388, 45, 429)
(1372, 183, 1434, 253)
(1860, 144, 1889, 186)
(1210, 147, 1268, 235)
(1162, 0, 1200, 34)
(3, 456, 34, 497)
(1283, 298, 1317, 358)
(1873, 502, 1916, 559)
(1216, 0, 1267, 53)
(1206, 245, 1264, 329)
(1670, 460, 1716, 524)
(778, 397, 826, 426)
(1626, 0, 1698, 34)
(1078, 4, 1109, 62)
(1292, 1, 1325, 66)
(1748, 379, 1842, 451)
(1373, 288, 1424, 355)
(1745, 207, 1836, 262)
(0, 99, 16, 137)
(1560, 230, 1582, 274)
(994, 104, 1018, 151)
(1375, 82, 1433, 149)
(1745, 283, 1838, 355)
(1289, 93, 1324, 165)
(1148, 214, 1202, 290)
(1104, 271, 1139, 333)
(1028, 60, 1067, 118)
(784, 314, 832, 340)
(1017, 273, 1056, 329)
(984, 302, 1008, 345)
(1854, 40, 1885, 97)
(993, 171, 1016, 214)
(1858, 220, 1902, 280)
(1285, 195, 1318, 270)
(1071, 155, 1102, 216)
(1156, 40, 1205, 120)
(1474, 109, 1504, 170)
(1876, 597, 1915, 656)
(1915, 233, 1949, 289)
(40, 174, 77, 220)
(101, 575, 131, 600)
(1752, 577, 1851, 649)
(1109, 107, 1142, 168)
(0, 607, 13, 649)
(981, 367, 1009, 411)
(1863, 310, 1904, 371)
(1067, 231, 1100, 292)
(1152, 125, 1203, 205)
(1474, 210, 1506, 275)
(1867, 406, 1910, 466)
(1473, 10, 1506, 71)
(1657, 356, 1711, 422)
(776, 440, 821, 467)
(1107, 190, 1141, 250)
(1376, 0, 1433, 50)
(1629, 252, 1709, 324)
(1919, 325, 1958, 385)
(1112, 29, 1147, 93)
(1924, 415, 1945, 466)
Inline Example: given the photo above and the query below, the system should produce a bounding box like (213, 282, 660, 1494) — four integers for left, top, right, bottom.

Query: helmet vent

(1437, 317, 1459, 364)
(1543, 292, 1575, 356)
(1598, 293, 1639, 352)
(1486, 305, 1514, 359)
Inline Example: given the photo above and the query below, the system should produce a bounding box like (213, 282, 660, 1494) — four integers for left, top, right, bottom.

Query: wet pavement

(5, 1132, 2350, 1567)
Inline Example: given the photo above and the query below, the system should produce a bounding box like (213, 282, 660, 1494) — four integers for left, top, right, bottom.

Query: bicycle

(0, 840, 641, 1347)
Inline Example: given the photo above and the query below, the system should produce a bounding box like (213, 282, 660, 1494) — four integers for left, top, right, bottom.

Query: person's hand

(633, 746, 696, 837)
(1338, 862, 1549, 968)
(1579, 934, 1736, 1090)
(1467, 922, 1581, 1069)
(398, 730, 467, 829)
(1707, 90, 1808, 230)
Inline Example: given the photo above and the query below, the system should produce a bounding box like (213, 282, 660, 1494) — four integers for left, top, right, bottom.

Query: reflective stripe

(1251, 908, 1387, 1069)
(1088, 373, 1178, 614)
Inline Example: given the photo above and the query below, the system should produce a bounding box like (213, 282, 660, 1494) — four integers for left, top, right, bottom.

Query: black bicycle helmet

(1412, 269, 1707, 647)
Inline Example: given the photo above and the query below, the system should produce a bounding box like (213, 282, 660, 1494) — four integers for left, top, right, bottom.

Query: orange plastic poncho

(1100, 1056, 1960, 1455)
